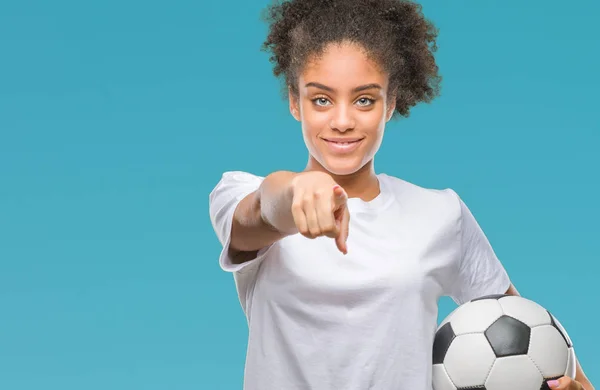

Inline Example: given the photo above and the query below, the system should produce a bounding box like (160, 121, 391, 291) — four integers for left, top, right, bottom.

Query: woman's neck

(304, 157, 380, 201)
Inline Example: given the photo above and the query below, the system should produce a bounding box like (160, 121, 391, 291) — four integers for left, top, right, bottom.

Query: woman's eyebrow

(304, 82, 382, 93)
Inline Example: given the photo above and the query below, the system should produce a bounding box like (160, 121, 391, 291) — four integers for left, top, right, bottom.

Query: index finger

(335, 207, 350, 254)
(332, 185, 347, 206)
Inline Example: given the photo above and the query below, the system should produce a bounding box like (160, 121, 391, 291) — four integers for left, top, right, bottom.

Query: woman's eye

(313, 98, 330, 106)
(357, 98, 374, 106)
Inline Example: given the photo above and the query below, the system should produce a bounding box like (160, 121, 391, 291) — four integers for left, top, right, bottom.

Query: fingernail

(333, 185, 341, 190)
(547, 380, 559, 388)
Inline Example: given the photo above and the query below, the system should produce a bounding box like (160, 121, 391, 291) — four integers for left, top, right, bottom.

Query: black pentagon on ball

(484, 315, 531, 357)
(471, 293, 509, 302)
(548, 311, 572, 347)
(432, 322, 455, 364)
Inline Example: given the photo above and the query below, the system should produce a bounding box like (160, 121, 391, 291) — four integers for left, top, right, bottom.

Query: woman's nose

(329, 105, 356, 132)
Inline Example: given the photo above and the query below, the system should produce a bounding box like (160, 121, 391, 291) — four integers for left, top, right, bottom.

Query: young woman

(209, 0, 595, 389)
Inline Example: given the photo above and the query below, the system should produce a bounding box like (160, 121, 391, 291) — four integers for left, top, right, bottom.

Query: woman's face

(290, 41, 395, 176)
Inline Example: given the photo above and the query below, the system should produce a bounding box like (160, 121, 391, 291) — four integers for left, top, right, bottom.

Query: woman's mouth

(321, 137, 364, 154)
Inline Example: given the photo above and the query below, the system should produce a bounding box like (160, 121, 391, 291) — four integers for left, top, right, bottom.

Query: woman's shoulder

(212, 170, 265, 187)
(209, 171, 265, 201)
(217, 170, 264, 181)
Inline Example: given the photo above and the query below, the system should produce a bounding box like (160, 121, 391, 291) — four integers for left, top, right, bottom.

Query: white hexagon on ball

(447, 299, 503, 335)
(528, 325, 570, 379)
(443, 333, 496, 388)
(485, 355, 543, 390)
(431, 364, 457, 390)
(497, 295, 551, 327)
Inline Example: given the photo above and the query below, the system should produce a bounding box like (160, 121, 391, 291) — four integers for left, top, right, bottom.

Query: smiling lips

(321, 137, 364, 154)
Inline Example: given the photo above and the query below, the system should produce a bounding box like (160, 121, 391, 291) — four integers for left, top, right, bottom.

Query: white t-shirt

(209, 171, 511, 390)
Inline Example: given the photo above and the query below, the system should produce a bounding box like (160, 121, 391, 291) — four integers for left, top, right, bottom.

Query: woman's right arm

(229, 171, 298, 255)
(228, 170, 349, 264)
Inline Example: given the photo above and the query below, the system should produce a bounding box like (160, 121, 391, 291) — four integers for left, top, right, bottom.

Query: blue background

(1, 0, 598, 388)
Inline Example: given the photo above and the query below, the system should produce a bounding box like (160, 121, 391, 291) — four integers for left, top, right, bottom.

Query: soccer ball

(432, 294, 576, 390)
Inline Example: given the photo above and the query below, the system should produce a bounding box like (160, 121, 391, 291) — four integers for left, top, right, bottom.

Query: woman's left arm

(505, 284, 595, 390)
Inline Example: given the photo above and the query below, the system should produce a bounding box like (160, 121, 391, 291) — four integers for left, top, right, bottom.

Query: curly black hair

(260, 0, 442, 119)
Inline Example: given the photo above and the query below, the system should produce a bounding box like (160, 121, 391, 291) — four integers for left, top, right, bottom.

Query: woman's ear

(386, 92, 397, 122)
(289, 87, 300, 121)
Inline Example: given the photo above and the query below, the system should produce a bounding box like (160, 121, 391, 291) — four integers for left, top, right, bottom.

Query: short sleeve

(208, 171, 271, 273)
(448, 191, 511, 305)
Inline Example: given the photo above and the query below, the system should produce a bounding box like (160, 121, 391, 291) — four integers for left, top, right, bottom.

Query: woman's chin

(321, 157, 366, 176)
